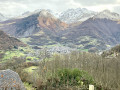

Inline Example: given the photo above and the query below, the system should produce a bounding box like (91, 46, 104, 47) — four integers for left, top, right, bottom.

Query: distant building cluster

(46, 46, 75, 54)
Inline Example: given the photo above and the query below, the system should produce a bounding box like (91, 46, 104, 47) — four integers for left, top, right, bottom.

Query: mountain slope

(59, 18, 120, 50)
(0, 30, 26, 50)
(38, 10, 68, 31)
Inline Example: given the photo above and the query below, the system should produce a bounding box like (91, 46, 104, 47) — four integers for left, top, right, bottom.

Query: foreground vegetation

(0, 48, 120, 90)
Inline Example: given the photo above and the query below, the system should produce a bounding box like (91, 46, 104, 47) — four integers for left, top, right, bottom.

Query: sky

(0, 0, 120, 16)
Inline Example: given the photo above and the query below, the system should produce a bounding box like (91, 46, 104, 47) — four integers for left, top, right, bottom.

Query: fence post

(89, 85, 94, 90)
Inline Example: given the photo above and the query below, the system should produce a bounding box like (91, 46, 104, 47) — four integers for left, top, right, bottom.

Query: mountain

(0, 10, 68, 37)
(24, 17, 120, 51)
(59, 18, 120, 50)
(0, 10, 68, 46)
(1, 9, 120, 51)
(93, 10, 120, 20)
(0, 30, 26, 50)
(59, 8, 96, 24)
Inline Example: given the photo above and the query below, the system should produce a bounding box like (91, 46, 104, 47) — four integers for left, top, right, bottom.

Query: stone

(0, 69, 26, 90)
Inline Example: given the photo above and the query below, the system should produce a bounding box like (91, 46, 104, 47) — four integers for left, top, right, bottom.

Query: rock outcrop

(0, 69, 26, 90)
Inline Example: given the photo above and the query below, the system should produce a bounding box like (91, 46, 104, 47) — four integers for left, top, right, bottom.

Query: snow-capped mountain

(93, 10, 120, 20)
(59, 8, 97, 24)
(46, 9, 60, 18)
(2, 8, 120, 24)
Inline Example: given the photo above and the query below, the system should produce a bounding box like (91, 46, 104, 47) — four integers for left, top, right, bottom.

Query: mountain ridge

(0, 9, 120, 51)
(0, 30, 26, 50)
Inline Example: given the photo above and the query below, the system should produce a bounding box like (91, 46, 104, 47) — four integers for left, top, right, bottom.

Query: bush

(47, 68, 94, 88)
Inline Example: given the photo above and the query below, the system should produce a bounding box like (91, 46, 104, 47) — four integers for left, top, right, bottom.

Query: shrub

(47, 68, 94, 88)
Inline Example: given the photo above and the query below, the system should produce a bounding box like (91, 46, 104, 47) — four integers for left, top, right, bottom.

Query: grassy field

(0, 46, 40, 63)
(3, 50, 24, 59)
(24, 66, 38, 73)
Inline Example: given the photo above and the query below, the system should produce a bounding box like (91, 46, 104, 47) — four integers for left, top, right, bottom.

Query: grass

(1, 46, 38, 62)
(78, 36, 98, 45)
(24, 82, 36, 90)
(19, 46, 34, 53)
(24, 66, 38, 73)
(81, 49, 89, 52)
(20, 37, 32, 44)
(2, 50, 25, 61)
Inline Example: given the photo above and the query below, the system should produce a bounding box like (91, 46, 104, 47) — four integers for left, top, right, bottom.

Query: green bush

(58, 69, 93, 85)
(47, 68, 94, 88)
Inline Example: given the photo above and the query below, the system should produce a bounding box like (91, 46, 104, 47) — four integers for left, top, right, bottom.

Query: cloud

(0, 0, 119, 16)
(113, 5, 120, 14)
(84, 4, 120, 12)
(0, 0, 80, 15)
(74, 0, 119, 6)
(0, 2, 28, 16)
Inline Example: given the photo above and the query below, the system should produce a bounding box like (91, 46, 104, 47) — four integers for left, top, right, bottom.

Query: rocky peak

(93, 10, 120, 20)
(59, 8, 96, 23)
(38, 10, 68, 30)
(39, 10, 57, 20)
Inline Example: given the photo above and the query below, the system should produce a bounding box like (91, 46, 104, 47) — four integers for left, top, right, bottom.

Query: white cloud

(0, 2, 28, 16)
(74, 0, 119, 6)
(85, 4, 118, 12)
(113, 5, 120, 14)
(0, 0, 119, 16)
(117, 0, 120, 3)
